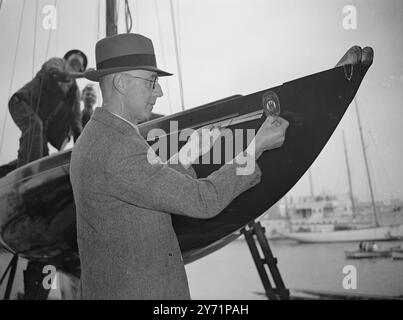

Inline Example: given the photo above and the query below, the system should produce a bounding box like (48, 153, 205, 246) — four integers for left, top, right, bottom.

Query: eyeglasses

(123, 74, 159, 90)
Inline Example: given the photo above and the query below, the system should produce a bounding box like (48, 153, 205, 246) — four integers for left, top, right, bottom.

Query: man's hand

(253, 116, 289, 159)
(177, 127, 221, 169)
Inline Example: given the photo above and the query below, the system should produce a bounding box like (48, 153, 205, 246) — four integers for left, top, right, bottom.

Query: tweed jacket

(70, 107, 262, 300)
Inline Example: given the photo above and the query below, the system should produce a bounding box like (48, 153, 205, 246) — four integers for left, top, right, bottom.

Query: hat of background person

(84, 33, 173, 82)
(64, 49, 88, 72)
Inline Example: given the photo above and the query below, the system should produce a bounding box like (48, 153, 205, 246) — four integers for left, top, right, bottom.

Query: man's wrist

(246, 139, 263, 160)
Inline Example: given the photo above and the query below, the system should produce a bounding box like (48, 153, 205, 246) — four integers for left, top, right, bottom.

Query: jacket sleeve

(167, 162, 197, 178)
(108, 135, 261, 219)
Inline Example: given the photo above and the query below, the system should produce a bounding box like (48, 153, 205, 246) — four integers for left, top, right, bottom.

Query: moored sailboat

(281, 98, 403, 243)
(283, 224, 403, 243)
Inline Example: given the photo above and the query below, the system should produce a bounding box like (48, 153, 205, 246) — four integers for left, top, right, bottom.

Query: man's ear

(113, 74, 125, 95)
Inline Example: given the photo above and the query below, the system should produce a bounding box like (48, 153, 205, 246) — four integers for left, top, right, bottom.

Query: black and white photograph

(0, 0, 402, 305)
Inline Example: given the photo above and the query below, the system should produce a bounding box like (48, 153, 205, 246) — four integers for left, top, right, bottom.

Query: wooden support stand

(0, 254, 18, 300)
(241, 221, 290, 300)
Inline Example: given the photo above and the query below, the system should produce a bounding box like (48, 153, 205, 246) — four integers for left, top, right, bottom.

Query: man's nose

(153, 83, 163, 98)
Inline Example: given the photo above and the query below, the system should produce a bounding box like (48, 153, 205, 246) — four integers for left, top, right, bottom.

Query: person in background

(8, 49, 87, 167)
(81, 84, 98, 128)
(7, 49, 87, 300)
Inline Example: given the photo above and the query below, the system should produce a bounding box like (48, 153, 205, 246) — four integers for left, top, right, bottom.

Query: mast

(354, 97, 379, 227)
(308, 169, 314, 199)
(106, 0, 118, 37)
(283, 195, 292, 232)
(342, 130, 356, 219)
(284, 195, 289, 218)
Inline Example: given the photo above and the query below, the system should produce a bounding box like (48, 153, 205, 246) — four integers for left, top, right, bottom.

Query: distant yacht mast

(342, 130, 356, 219)
(308, 169, 314, 198)
(354, 97, 379, 227)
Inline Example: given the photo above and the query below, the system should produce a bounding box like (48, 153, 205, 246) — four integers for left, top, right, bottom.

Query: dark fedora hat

(85, 33, 172, 82)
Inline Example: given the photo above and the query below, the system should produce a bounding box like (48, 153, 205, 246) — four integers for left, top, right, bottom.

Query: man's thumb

(265, 115, 276, 125)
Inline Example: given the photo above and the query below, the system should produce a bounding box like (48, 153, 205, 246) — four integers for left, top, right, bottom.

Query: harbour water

(186, 239, 403, 299)
(1, 239, 403, 299)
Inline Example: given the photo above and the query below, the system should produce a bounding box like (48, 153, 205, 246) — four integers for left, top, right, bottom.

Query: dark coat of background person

(8, 58, 82, 164)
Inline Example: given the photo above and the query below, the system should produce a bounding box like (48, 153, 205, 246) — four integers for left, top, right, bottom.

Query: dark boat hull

(0, 63, 370, 276)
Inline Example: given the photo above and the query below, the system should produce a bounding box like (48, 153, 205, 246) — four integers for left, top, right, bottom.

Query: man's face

(120, 70, 163, 123)
(67, 53, 84, 72)
(82, 88, 97, 107)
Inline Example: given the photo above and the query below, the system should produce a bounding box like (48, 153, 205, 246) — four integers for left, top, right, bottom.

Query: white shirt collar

(107, 110, 140, 134)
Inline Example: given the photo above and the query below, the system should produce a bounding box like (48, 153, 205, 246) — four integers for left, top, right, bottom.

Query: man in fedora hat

(70, 33, 289, 299)
(8, 49, 87, 168)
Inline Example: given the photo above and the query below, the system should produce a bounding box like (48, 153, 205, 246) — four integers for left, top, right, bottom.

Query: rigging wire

(366, 127, 397, 200)
(154, 0, 173, 115)
(53, 0, 62, 57)
(169, 0, 185, 111)
(124, 0, 133, 33)
(354, 97, 379, 226)
(44, 0, 58, 61)
(27, 0, 41, 163)
(96, 0, 102, 40)
(32, 0, 39, 78)
(0, 0, 27, 157)
(341, 130, 357, 217)
(175, 0, 182, 60)
(134, 0, 139, 32)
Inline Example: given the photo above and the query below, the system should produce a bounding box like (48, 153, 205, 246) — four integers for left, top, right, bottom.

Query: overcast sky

(0, 0, 402, 203)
